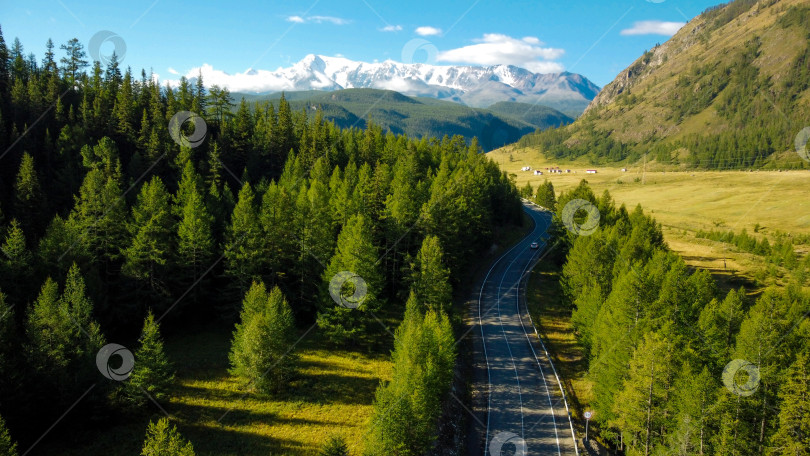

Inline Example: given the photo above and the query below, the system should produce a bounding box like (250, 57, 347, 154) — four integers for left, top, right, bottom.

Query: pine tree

(140, 418, 195, 456)
(126, 311, 175, 406)
(317, 214, 383, 344)
(59, 38, 88, 85)
(229, 283, 298, 394)
(0, 414, 17, 456)
(411, 235, 452, 313)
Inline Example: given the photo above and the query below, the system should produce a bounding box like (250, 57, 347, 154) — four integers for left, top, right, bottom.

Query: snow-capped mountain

(220, 55, 600, 115)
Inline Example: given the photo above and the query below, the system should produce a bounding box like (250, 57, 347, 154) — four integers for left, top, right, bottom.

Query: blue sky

(2, 0, 722, 88)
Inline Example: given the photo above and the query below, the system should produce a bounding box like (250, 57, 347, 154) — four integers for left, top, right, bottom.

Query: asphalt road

(478, 201, 578, 456)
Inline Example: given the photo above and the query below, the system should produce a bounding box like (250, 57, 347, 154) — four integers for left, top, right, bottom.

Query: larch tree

(229, 282, 298, 394)
(770, 349, 810, 454)
(317, 214, 383, 345)
(122, 176, 174, 301)
(126, 311, 175, 406)
(140, 418, 195, 456)
(411, 235, 452, 313)
(612, 330, 675, 456)
(13, 152, 43, 234)
(25, 264, 105, 406)
(0, 413, 17, 456)
(224, 182, 264, 298)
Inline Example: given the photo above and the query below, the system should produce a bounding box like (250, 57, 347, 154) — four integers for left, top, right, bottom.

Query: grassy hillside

(233, 89, 573, 151)
(518, 0, 810, 169)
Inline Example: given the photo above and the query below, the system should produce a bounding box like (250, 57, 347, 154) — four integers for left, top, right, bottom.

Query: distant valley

(234, 89, 574, 151)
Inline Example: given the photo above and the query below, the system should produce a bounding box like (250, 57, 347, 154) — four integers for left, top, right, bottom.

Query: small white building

(586, 169, 598, 174)
(621, 168, 628, 172)
(534, 170, 543, 175)
(521, 166, 532, 172)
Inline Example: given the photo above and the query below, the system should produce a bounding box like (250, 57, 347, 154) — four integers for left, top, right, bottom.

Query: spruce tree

(126, 311, 175, 405)
(140, 418, 195, 456)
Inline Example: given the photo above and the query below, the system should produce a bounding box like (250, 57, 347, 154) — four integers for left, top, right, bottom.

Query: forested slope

(0, 26, 523, 454)
(550, 181, 810, 454)
(519, 0, 810, 169)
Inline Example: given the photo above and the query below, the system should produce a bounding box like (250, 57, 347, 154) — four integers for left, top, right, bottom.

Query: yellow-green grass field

(491, 145, 810, 287)
(37, 327, 392, 456)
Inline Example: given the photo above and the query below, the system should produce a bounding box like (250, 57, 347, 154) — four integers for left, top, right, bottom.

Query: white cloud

(167, 67, 179, 75)
(620, 20, 685, 36)
(415, 26, 442, 36)
(380, 24, 403, 32)
(286, 15, 349, 25)
(437, 34, 565, 73)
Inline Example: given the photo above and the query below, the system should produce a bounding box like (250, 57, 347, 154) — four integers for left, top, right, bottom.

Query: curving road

(477, 201, 578, 455)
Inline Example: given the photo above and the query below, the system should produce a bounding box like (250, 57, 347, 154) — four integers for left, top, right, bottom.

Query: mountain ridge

(518, 0, 810, 169)
(203, 54, 600, 117)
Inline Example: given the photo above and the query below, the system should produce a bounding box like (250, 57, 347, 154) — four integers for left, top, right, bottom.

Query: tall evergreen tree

(224, 182, 264, 297)
(229, 282, 298, 393)
(13, 152, 44, 233)
(770, 350, 810, 454)
(317, 214, 383, 344)
(25, 265, 105, 406)
(59, 38, 88, 85)
(122, 176, 174, 301)
(126, 311, 175, 405)
(411, 235, 452, 313)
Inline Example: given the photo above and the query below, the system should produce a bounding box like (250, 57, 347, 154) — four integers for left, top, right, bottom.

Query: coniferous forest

(551, 181, 810, 455)
(0, 27, 523, 455)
